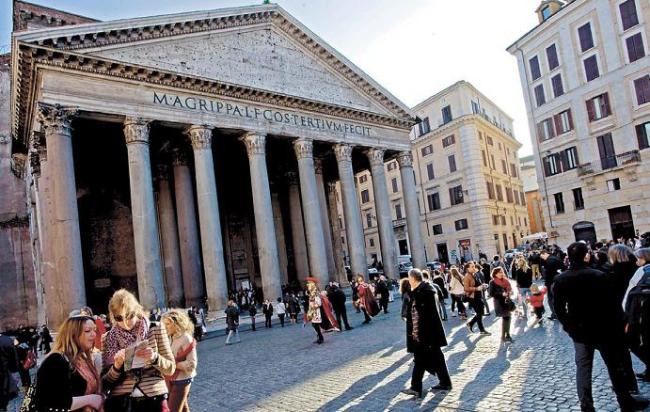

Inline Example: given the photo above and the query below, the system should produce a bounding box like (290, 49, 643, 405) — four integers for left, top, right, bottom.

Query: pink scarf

(75, 356, 103, 412)
(102, 317, 148, 366)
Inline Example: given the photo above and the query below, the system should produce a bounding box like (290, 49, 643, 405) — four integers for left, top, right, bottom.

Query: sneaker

(451, 313, 457, 317)
(479, 331, 492, 336)
(466, 323, 474, 333)
(430, 383, 452, 391)
(400, 388, 422, 398)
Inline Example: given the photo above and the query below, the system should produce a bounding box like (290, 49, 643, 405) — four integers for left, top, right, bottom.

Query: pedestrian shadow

(342, 368, 413, 412)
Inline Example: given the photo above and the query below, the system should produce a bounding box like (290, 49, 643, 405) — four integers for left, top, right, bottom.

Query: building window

(546, 44, 559, 70)
(441, 105, 453, 124)
(421, 144, 433, 156)
(442, 135, 456, 147)
(578, 22, 594, 52)
(607, 178, 621, 191)
(448, 155, 457, 173)
(543, 153, 561, 176)
(341, 236, 345, 245)
(482, 150, 487, 167)
(634, 75, 650, 105)
(534, 84, 546, 107)
(505, 187, 513, 203)
(520, 192, 526, 206)
(454, 219, 469, 231)
(587, 93, 611, 121)
(501, 159, 508, 175)
(552, 74, 564, 97)
(387, 161, 397, 171)
(500, 215, 506, 225)
(492, 215, 499, 226)
(486, 135, 494, 145)
(427, 163, 435, 180)
(487, 182, 495, 199)
(554, 109, 573, 134)
(366, 212, 373, 228)
(573, 188, 584, 210)
(391, 177, 399, 193)
(361, 189, 370, 203)
(359, 174, 368, 183)
(529, 56, 541, 80)
(565, 147, 579, 170)
(418, 117, 431, 136)
(584, 55, 600, 82)
(471, 101, 481, 114)
(626, 33, 645, 63)
(620, 0, 639, 31)
(554, 192, 565, 214)
(514, 190, 520, 205)
(541, 6, 552, 21)
(449, 185, 464, 206)
(490, 154, 496, 170)
(597, 133, 617, 170)
(510, 163, 518, 177)
(427, 192, 441, 211)
(635, 121, 650, 149)
(537, 118, 555, 141)
(395, 203, 403, 219)
(496, 184, 503, 201)
(432, 224, 443, 235)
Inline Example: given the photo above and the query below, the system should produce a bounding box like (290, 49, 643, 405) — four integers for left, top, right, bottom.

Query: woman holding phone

(101, 289, 175, 412)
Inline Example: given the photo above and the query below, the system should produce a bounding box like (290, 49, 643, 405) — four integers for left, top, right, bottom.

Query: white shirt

(275, 302, 286, 315)
(622, 264, 648, 310)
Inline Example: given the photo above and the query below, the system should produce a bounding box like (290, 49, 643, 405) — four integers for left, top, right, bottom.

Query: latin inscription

(152, 92, 372, 137)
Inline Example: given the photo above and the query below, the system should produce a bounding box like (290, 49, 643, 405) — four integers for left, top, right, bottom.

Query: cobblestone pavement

(188, 299, 649, 412)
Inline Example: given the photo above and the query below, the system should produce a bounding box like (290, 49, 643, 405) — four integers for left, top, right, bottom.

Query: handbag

(503, 297, 516, 312)
(22, 351, 36, 370)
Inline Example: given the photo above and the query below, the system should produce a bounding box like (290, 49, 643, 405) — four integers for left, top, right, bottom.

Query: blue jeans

(518, 288, 530, 318)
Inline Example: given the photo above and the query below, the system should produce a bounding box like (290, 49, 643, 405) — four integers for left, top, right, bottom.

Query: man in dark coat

(327, 282, 353, 331)
(541, 249, 564, 320)
(554, 242, 648, 412)
(401, 269, 451, 398)
(376, 275, 390, 314)
(0, 333, 19, 411)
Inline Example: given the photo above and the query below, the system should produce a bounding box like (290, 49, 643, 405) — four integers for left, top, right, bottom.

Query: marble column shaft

(366, 148, 398, 279)
(293, 138, 329, 285)
(334, 144, 367, 278)
(241, 133, 283, 301)
(172, 150, 204, 308)
(37, 103, 86, 328)
(31, 141, 50, 327)
(287, 172, 309, 283)
(314, 158, 336, 282)
(123, 117, 166, 309)
(187, 125, 229, 312)
(156, 165, 184, 307)
(327, 182, 347, 284)
(397, 151, 426, 269)
(271, 193, 289, 284)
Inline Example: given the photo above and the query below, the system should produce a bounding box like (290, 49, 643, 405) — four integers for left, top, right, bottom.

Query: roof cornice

(411, 114, 522, 149)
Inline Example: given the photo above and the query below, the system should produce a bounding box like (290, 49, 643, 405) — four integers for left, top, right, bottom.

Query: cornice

(12, 43, 416, 146)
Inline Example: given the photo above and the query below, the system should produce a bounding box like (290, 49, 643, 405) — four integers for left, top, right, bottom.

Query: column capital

(396, 151, 414, 168)
(186, 125, 213, 150)
(333, 143, 353, 163)
(123, 117, 151, 145)
(293, 138, 313, 160)
(313, 157, 324, 174)
(171, 148, 190, 167)
(365, 148, 386, 168)
(37, 102, 77, 135)
(286, 171, 298, 185)
(240, 132, 266, 157)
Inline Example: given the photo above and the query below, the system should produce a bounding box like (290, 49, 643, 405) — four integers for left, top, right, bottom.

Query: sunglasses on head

(114, 312, 136, 322)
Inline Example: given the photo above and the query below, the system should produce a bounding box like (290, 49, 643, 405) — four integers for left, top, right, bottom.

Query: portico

(12, 4, 422, 327)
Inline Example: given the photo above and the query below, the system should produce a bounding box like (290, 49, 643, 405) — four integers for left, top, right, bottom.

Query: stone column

(333, 143, 367, 277)
(29, 140, 46, 327)
(293, 138, 329, 284)
(37, 103, 86, 327)
(187, 125, 229, 312)
(155, 164, 184, 307)
(172, 149, 204, 308)
(314, 158, 336, 282)
(327, 182, 347, 284)
(240, 133, 283, 301)
(397, 151, 426, 269)
(123, 117, 166, 309)
(366, 148, 398, 279)
(287, 172, 309, 283)
(271, 192, 289, 284)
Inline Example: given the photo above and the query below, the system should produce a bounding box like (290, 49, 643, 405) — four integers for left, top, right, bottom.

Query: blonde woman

(448, 266, 467, 320)
(34, 315, 104, 412)
(101, 289, 175, 412)
(161, 309, 197, 412)
(512, 258, 533, 318)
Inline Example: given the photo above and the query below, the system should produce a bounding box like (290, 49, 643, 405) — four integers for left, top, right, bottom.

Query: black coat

(542, 255, 565, 286)
(327, 287, 346, 311)
(0, 335, 18, 404)
(488, 280, 514, 317)
(609, 259, 638, 305)
(376, 281, 390, 299)
(263, 303, 274, 316)
(513, 267, 533, 288)
(35, 353, 86, 411)
(225, 306, 239, 330)
(553, 264, 625, 344)
(406, 282, 447, 353)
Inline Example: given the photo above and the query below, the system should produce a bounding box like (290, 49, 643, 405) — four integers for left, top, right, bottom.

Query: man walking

(327, 282, 353, 331)
(554, 242, 648, 412)
(541, 249, 564, 320)
(225, 300, 241, 345)
(401, 268, 452, 398)
(376, 275, 391, 314)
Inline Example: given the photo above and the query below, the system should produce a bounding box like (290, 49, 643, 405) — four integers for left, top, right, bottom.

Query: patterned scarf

(411, 299, 420, 343)
(494, 276, 512, 294)
(102, 317, 148, 366)
(75, 355, 103, 412)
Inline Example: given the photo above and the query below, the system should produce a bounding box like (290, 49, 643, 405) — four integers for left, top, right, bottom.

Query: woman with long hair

(488, 267, 515, 343)
(101, 289, 175, 412)
(448, 266, 467, 320)
(513, 257, 533, 319)
(305, 279, 325, 344)
(463, 262, 490, 334)
(34, 315, 104, 411)
(161, 309, 197, 412)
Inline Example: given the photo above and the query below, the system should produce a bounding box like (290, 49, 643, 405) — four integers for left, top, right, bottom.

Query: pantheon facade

(5, 2, 426, 327)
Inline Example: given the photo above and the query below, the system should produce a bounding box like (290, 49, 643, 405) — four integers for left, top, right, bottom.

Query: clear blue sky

(0, 0, 542, 155)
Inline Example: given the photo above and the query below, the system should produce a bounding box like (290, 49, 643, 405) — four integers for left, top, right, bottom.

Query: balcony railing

(617, 150, 641, 165)
(577, 163, 594, 176)
(392, 218, 406, 228)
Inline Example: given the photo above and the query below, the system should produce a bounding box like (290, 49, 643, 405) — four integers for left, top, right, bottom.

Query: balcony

(577, 162, 594, 176)
(392, 218, 406, 228)
(617, 150, 641, 165)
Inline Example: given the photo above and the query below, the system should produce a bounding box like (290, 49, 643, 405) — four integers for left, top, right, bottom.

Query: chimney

(536, 0, 565, 23)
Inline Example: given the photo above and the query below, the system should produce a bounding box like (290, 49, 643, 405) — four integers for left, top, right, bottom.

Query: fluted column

(30, 137, 47, 327)
(123, 117, 166, 309)
(327, 182, 347, 284)
(333, 143, 367, 277)
(293, 138, 329, 284)
(172, 149, 204, 308)
(287, 172, 309, 283)
(187, 125, 229, 311)
(156, 164, 184, 307)
(240, 133, 282, 301)
(366, 148, 398, 279)
(37, 103, 86, 327)
(397, 151, 426, 269)
(314, 158, 336, 282)
(271, 192, 289, 284)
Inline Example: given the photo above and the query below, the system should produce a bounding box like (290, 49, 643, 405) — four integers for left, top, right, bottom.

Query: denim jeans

(518, 288, 530, 318)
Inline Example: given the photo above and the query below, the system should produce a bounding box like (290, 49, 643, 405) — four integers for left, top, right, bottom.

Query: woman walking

(224, 300, 241, 344)
(306, 279, 325, 344)
(488, 267, 515, 343)
(463, 262, 490, 335)
(513, 258, 533, 319)
(448, 267, 467, 320)
(161, 309, 197, 412)
(101, 289, 175, 412)
(262, 299, 274, 328)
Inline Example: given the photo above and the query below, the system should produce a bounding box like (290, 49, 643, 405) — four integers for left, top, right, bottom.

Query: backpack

(625, 266, 650, 328)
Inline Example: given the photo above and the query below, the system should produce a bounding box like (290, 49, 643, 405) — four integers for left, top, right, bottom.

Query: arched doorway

(573, 221, 597, 245)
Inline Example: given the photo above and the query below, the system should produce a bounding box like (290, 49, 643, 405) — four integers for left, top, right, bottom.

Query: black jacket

(542, 255, 565, 286)
(35, 353, 86, 411)
(327, 286, 347, 311)
(406, 282, 447, 353)
(553, 264, 625, 344)
(263, 302, 274, 316)
(225, 306, 239, 330)
(376, 281, 390, 299)
(0, 335, 18, 404)
(513, 267, 533, 289)
(488, 280, 513, 318)
(608, 259, 638, 305)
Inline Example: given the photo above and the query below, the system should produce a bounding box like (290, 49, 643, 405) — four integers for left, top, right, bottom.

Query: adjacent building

(340, 81, 530, 265)
(508, 0, 650, 246)
(520, 154, 547, 234)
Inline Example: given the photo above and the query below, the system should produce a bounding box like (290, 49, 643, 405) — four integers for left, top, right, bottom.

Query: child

(527, 284, 547, 326)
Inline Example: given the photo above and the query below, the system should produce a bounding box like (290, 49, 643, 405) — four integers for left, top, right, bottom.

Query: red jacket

(528, 289, 547, 308)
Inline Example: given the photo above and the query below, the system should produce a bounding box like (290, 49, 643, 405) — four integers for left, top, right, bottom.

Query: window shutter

(543, 157, 551, 177)
(558, 151, 568, 173)
(553, 115, 562, 135)
(603, 94, 611, 117)
(567, 109, 574, 130)
(586, 98, 595, 121)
